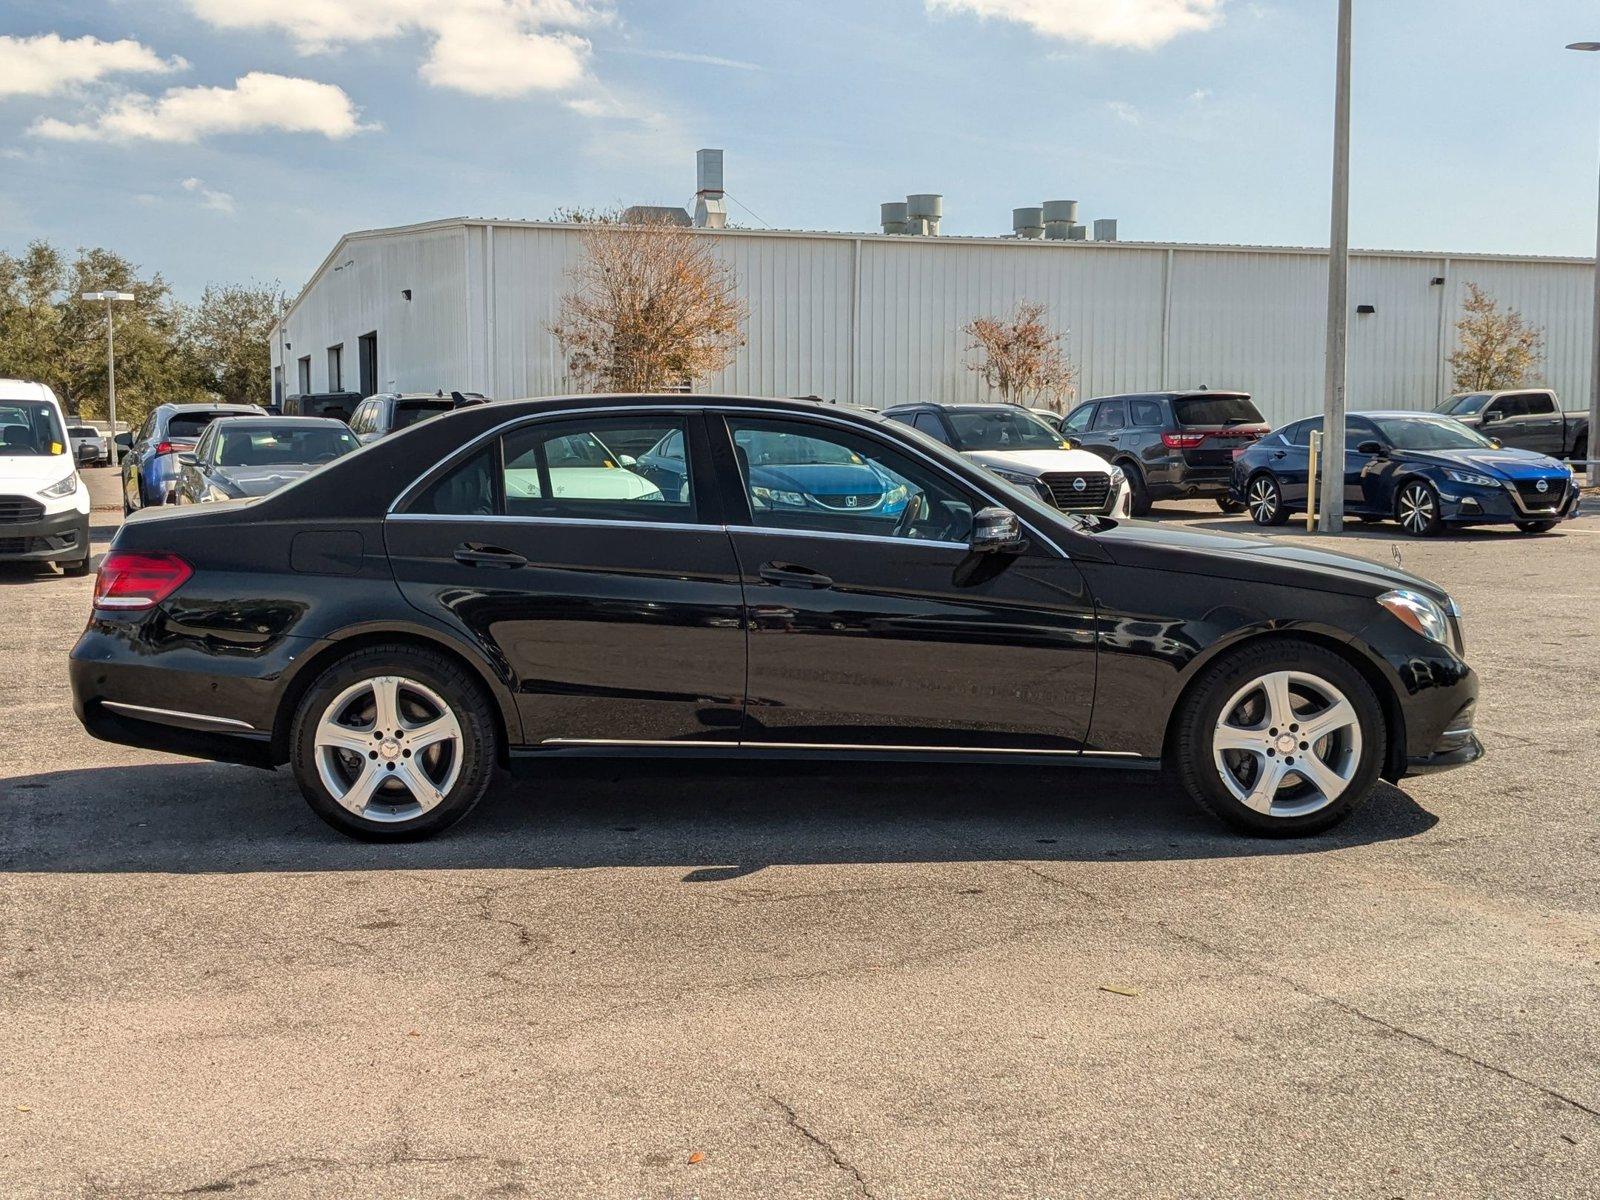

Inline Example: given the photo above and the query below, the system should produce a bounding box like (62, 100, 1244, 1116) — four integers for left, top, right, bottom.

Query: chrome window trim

(726, 524, 970, 551)
(385, 401, 1072, 559)
(101, 700, 256, 732)
(388, 512, 721, 535)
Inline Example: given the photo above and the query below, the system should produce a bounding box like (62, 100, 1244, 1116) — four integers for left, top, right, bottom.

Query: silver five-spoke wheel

(313, 675, 463, 823)
(1211, 670, 1362, 819)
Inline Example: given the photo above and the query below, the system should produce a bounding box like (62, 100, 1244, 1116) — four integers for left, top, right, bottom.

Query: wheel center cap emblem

(1275, 734, 1297, 754)
(379, 739, 401, 760)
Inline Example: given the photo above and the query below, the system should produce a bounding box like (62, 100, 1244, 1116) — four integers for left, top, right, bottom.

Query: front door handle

(1272, 450, 1287, 459)
(453, 543, 528, 569)
(759, 561, 833, 589)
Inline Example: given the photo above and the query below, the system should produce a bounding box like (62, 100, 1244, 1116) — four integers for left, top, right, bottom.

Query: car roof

(881, 401, 1027, 414)
(163, 403, 265, 415)
(1086, 390, 1250, 402)
(0, 379, 61, 404)
(209, 415, 350, 429)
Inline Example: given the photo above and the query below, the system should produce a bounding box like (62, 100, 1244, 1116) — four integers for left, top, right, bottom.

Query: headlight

(882, 482, 909, 504)
(1108, 465, 1126, 485)
(751, 486, 807, 507)
(1377, 588, 1450, 646)
(38, 473, 79, 499)
(988, 467, 1037, 487)
(1443, 468, 1499, 488)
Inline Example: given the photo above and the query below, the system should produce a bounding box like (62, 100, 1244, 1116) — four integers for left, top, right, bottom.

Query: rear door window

(913, 412, 950, 443)
(1172, 395, 1264, 426)
(1129, 399, 1163, 427)
(392, 400, 454, 430)
(1091, 401, 1127, 430)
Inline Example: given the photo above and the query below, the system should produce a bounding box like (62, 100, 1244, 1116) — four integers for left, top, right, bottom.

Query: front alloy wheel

(1211, 671, 1361, 818)
(1396, 481, 1441, 537)
(1175, 638, 1385, 836)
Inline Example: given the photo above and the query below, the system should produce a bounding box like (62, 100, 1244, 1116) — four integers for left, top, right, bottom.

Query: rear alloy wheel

(291, 647, 497, 840)
(1246, 474, 1289, 526)
(1396, 480, 1442, 537)
(1175, 640, 1385, 836)
(1515, 520, 1558, 534)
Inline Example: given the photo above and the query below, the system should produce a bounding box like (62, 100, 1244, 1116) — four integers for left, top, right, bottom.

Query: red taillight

(1162, 432, 1207, 449)
(93, 552, 193, 611)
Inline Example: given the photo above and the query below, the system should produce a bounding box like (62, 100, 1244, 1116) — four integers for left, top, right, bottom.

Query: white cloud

(926, 0, 1223, 50)
(182, 176, 236, 214)
(29, 72, 372, 143)
(0, 33, 186, 98)
(180, 0, 606, 97)
(1107, 100, 1142, 125)
(1188, 87, 1212, 103)
(618, 48, 761, 71)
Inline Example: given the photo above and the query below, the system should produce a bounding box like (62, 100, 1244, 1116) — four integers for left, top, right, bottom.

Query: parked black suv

(1062, 391, 1271, 515)
(348, 391, 488, 444)
(282, 392, 363, 423)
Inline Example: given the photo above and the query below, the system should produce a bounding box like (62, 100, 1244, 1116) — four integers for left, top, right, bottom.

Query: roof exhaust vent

(1067, 224, 1087, 240)
(1093, 217, 1118, 242)
(1042, 200, 1078, 240)
(906, 193, 942, 236)
(693, 148, 727, 229)
(1012, 207, 1044, 239)
(881, 201, 908, 235)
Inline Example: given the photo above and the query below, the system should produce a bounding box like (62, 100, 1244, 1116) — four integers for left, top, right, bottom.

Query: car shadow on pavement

(1144, 505, 1593, 542)
(1, 758, 1437, 878)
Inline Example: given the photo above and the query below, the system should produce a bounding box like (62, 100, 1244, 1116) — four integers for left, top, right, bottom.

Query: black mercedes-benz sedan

(70, 395, 1483, 842)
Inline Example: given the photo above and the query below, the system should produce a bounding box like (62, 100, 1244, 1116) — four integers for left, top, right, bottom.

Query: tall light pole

(1568, 41, 1600, 486)
(1319, 0, 1353, 533)
(80, 290, 135, 467)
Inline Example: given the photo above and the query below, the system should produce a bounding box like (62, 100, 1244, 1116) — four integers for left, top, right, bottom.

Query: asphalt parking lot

(2, 470, 1598, 1198)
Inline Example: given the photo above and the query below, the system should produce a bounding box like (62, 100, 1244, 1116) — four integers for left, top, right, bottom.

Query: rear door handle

(759, 561, 833, 589)
(453, 543, 528, 569)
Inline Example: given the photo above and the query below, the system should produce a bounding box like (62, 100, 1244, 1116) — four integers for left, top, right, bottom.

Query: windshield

(737, 429, 865, 466)
(0, 400, 69, 457)
(1172, 395, 1263, 426)
(1371, 416, 1494, 451)
(393, 401, 454, 430)
(946, 408, 1066, 451)
(1434, 393, 1489, 416)
(217, 425, 360, 467)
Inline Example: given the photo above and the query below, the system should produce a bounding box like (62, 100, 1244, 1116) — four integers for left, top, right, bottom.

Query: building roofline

(272, 215, 1600, 335)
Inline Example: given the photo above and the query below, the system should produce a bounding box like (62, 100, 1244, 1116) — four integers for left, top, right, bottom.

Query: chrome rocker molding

(520, 736, 1156, 767)
(100, 700, 257, 732)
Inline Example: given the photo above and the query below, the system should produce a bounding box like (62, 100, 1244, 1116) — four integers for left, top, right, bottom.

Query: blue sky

(3, 0, 1599, 302)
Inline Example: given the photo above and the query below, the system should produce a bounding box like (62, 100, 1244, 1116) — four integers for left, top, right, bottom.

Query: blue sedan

(1231, 410, 1578, 536)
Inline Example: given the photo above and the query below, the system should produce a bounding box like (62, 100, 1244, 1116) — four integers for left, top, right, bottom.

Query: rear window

(69, 425, 98, 437)
(393, 400, 454, 430)
(1172, 394, 1263, 426)
(167, 413, 229, 439)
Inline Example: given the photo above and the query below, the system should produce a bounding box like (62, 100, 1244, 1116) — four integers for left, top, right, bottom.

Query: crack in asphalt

(765, 1092, 874, 1198)
(1010, 859, 1600, 1122)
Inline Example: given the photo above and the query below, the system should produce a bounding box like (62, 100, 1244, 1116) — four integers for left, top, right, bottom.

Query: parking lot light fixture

(1569, 41, 1600, 486)
(80, 291, 135, 467)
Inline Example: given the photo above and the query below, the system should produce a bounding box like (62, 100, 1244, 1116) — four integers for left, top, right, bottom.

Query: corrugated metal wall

(273, 221, 1595, 429)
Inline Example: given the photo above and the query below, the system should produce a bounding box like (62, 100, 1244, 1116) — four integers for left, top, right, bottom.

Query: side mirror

(1356, 440, 1385, 456)
(617, 454, 638, 468)
(1482, 409, 1502, 424)
(970, 506, 1026, 554)
(115, 433, 133, 450)
(177, 452, 197, 466)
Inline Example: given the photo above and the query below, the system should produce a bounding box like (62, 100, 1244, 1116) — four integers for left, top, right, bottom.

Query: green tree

(0, 241, 70, 391)
(187, 282, 286, 405)
(1447, 282, 1545, 392)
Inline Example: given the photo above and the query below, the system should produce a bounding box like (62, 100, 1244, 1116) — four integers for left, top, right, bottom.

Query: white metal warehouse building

(269, 217, 1596, 426)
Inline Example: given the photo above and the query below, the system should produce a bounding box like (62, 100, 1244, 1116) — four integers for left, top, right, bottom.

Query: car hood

(0, 453, 77, 485)
(1393, 446, 1568, 479)
(964, 448, 1111, 475)
(215, 464, 318, 496)
(752, 462, 889, 495)
(1089, 520, 1448, 601)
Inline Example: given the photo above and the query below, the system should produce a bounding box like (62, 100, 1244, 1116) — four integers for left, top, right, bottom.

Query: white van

(0, 379, 92, 576)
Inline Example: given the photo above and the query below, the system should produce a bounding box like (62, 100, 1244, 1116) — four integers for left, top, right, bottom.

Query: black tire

(1173, 638, 1386, 838)
(1245, 473, 1289, 525)
(62, 556, 92, 578)
(1515, 520, 1558, 534)
(1122, 463, 1152, 516)
(1395, 479, 1442, 537)
(1215, 495, 1246, 514)
(290, 645, 498, 841)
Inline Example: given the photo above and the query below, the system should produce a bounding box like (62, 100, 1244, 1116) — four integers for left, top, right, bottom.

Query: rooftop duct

(1012, 207, 1044, 239)
(1093, 218, 1119, 242)
(1067, 224, 1087, 240)
(1042, 200, 1078, 240)
(693, 148, 727, 229)
(906, 193, 942, 236)
(881, 202, 909, 235)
